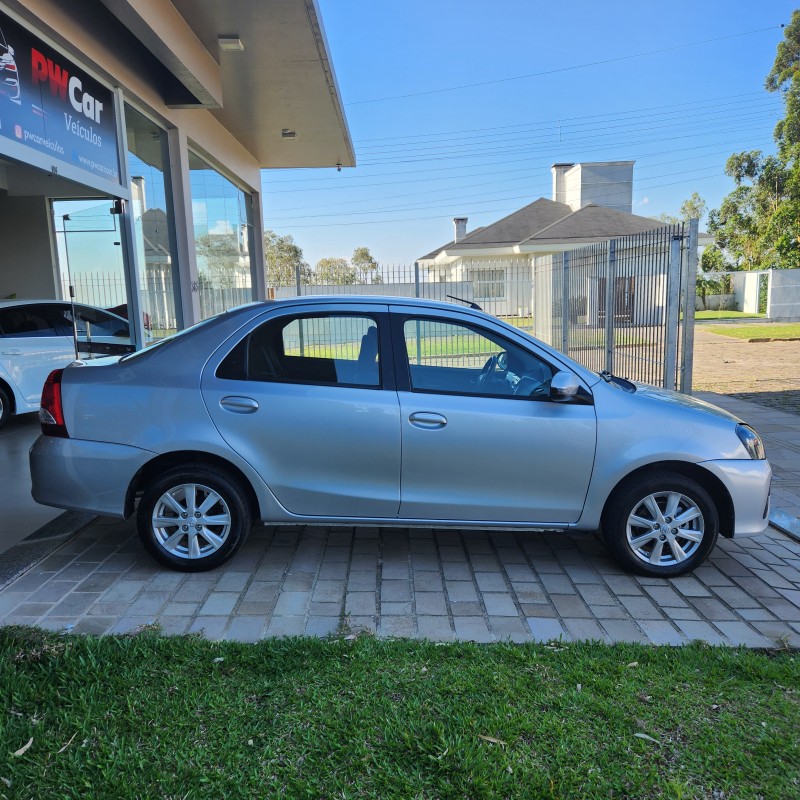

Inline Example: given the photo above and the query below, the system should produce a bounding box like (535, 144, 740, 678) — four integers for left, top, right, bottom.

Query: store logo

(14, 123, 21, 138)
(30, 47, 103, 123)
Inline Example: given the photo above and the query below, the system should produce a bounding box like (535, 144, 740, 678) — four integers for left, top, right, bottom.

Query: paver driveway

(2, 390, 800, 647)
(1, 517, 799, 648)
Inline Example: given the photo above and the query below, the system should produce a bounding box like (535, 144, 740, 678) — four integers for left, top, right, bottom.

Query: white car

(0, 299, 135, 428)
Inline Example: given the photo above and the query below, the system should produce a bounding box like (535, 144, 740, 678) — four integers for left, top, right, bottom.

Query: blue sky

(261, 0, 796, 268)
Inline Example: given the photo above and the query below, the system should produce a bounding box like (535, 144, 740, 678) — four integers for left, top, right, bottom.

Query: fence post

(604, 239, 616, 375)
(679, 219, 698, 393)
(664, 230, 683, 391)
(414, 261, 420, 298)
(561, 252, 570, 354)
(295, 263, 302, 297)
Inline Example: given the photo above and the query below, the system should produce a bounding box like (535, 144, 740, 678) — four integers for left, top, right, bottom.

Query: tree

(195, 232, 241, 288)
(351, 246, 382, 283)
(706, 11, 800, 270)
(264, 229, 312, 286)
(655, 191, 707, 224)
(315, 257, 357, 284)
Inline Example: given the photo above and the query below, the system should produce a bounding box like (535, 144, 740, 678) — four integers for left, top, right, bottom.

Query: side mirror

(550, 370, 581, 401)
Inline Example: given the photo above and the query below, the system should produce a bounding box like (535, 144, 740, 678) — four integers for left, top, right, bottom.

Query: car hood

(632, 383, 742, 424)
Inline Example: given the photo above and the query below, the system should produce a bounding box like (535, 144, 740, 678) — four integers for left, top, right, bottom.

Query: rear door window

(0, 304, 67, 338)
(218, 313, 381, 387)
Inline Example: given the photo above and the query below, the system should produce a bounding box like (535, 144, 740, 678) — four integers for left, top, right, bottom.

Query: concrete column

(167, 127, 202, 325)
(113, 88, 146, 350)
(249, 190, 266, 301)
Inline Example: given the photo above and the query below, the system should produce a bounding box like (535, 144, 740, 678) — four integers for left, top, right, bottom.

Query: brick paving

(1, 516, 800, 648)
(1, 391, 799, 647)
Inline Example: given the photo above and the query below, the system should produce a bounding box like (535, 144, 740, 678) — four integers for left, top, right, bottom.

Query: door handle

(408, 411, 447, 429)
(220, 395, 259, 414)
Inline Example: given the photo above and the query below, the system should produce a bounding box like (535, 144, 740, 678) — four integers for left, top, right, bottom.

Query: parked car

(0, 299, 135, 428)
(30, 296, 771, 576)
(0, 27, 20, 105)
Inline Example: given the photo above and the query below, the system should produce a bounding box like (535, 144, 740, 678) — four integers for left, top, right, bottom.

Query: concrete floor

(0, 413, 60, 555)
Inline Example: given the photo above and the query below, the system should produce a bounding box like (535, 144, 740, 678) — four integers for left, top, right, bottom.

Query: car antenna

(62, 213, 80, 361)
(446, 294, 483, 311)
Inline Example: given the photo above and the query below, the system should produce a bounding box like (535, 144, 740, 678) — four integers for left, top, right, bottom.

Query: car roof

(0, 299, 111, 310)
(233, 295, 474, 312)
(0, 299, 73, 308)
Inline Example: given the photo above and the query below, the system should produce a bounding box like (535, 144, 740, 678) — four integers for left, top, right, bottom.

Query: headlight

(736, 423, 766, 460)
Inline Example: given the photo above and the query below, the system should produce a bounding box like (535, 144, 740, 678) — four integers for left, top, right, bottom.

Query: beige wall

(0, 196, 57, 300)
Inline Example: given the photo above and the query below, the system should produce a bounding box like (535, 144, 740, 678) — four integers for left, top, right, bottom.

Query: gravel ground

(692, 328, 800, 415)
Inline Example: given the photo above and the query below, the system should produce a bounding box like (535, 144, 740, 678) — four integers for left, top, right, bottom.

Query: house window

(473, 269, 506, 300)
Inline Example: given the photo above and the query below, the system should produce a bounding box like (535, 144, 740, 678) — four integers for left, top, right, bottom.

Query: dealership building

(0, 0, 353, 345)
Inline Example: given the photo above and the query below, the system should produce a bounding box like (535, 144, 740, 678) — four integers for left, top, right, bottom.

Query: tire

(137, 466, 251, 572)
(602, 471, 719, 577)
(0, 385, 10, 430)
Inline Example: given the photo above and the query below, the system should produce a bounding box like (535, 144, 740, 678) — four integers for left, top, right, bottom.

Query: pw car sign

(0, 8, 119, 184)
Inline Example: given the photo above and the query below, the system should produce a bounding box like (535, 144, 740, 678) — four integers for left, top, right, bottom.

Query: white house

(417, 161, 672, 316)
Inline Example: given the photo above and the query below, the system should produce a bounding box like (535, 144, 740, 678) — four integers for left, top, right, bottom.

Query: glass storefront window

(126, 105, 180, 338)
(53, 199, 128, 313)
(189, 150, 254, 319)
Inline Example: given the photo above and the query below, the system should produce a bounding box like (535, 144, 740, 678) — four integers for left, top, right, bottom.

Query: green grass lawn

(2, 628, 798, 799)
(695, 310, 766, 320)
(704, 322, 800, 340)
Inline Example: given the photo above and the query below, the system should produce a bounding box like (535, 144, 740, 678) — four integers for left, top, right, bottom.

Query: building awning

(100, 0, 354, 169)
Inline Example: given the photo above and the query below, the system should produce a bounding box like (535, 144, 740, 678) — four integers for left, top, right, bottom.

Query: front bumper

(700, 458, 772, 537)
(30, 435, 154, 518)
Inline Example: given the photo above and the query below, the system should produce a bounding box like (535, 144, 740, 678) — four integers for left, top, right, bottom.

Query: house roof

(519, 204, 668, 245)
(419, 198, 671, 261)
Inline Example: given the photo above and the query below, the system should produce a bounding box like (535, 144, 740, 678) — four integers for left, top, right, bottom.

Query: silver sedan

(30, 296, 771, 576)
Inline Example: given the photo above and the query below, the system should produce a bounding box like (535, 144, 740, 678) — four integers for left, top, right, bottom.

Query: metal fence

(63, 228, 698, 391)
(274, 259, 535, 336)
(533, 222, 697, 391)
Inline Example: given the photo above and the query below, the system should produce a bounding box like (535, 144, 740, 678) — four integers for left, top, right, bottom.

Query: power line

(346, 25, 783, 105)
(353, 96, 779, 153)
(263, 132, 776, 197)
(267, 142, 773, 213)
(350, 91, 771, 144)
(267, 165, 734, 223)
(270, 172, 726, 230)
(263, 95, 779, 186)
(355, 109, 778, 166)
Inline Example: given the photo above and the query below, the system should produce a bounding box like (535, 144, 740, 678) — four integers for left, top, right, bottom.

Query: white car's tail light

(40, 369, 69, 438)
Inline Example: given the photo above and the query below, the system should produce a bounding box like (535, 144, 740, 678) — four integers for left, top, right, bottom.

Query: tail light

(40, 369, 69, 438)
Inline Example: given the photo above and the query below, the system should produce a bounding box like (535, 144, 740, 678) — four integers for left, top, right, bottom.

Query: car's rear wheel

(602, 471, 719, 577)
(137, 466, 251, 572)
(0, 385, 10, 430)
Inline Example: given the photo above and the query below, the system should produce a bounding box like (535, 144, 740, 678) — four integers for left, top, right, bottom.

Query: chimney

(551, 163, 574, 204)
(453, 217, 468, 242)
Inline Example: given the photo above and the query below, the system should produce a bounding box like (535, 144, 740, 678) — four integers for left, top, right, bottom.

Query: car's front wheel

(602, 472, 719, 577)
(0, 385, 11, 430)
(137, 466, 251, 571)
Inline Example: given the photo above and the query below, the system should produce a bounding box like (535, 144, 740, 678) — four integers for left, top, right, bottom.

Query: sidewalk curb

(0, 511, 97, 591)
(770, 508, 800, 545)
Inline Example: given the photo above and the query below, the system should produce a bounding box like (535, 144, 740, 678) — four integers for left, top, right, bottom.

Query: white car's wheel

(0, 386, 10, 430)
(137, 466, 251, 572)
(602, 472, 719, 577)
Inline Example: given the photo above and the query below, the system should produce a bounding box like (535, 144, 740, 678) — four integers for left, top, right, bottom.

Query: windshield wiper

(599, 370, 636, 392)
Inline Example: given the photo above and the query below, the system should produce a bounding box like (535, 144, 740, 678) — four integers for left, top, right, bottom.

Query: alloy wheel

(151, 482, 232, 560)
(625, 490, 705, 567)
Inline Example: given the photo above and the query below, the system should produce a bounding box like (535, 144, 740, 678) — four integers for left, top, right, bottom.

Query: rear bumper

(700, 458, 772, 537)
(30, 435, 153, 518)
